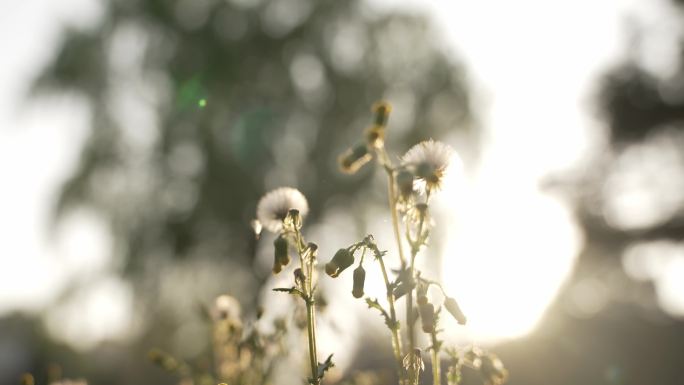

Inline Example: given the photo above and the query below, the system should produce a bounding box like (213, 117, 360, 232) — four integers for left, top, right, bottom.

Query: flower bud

(273, 235, 290, 274)
(303, 242, 318, 264)
(339, 144, 372, 174)
(285, 209, 302, 230)
(365, 125, 385, 148)
(393, 282, 410, 299)
(325, 261, 338, 276)
(372, 101, 392, 127)
(325, 248, 355, 278)
(352, 265, 366, 298)
(419, 302, 435, 333)
(294, 268, 306, 288)
(396, 169, 414, 199)
(444, 297, 467, 325)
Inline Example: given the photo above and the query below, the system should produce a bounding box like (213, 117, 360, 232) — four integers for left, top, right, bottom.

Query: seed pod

(396, 169, 414, 199)
(372, 101, 392, 127)
(352, 265, 366, 298)
(339, 143, 372, 174)
(273, 235, 290, 274)
(444, 297, 467, 325)
(419, 302, 435, 333)
(325, 248, 355, 277)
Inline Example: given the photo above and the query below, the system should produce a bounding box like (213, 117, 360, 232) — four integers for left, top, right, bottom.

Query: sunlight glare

(436, 159, 583, 343)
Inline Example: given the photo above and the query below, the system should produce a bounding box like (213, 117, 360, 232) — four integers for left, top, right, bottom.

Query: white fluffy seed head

(256, 187, 309, 233)
(211, 294, 242, 322)
(401, 139, 456, 191)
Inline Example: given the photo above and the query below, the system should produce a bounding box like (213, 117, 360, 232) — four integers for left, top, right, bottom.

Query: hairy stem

(407, 211, 426, 384)
(297, 234, 319, 385)
(378, 257, 405, 385)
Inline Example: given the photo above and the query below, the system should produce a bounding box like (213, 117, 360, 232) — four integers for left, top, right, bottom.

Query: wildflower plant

(328, 102, 508, 385)
(255, 188, 333, 385)
(148, 102, 507, 385)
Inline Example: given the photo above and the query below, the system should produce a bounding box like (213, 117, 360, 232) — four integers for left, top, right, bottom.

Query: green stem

(407, 212, 426, 384)
(306, 296, 319, 385)
(378, 256, 405, 385)
(431, 332, 441, 385)
(297, 232, 319, 385)
(386, 169, 408, 269)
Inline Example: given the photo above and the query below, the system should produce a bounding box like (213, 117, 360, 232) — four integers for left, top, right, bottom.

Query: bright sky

(1, 0, 682, 351)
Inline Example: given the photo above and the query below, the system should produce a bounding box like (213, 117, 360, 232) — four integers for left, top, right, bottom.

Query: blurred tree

(496, 2, 684, 384)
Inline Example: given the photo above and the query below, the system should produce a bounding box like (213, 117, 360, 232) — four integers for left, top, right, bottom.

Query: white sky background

(0, 0, 682, 349)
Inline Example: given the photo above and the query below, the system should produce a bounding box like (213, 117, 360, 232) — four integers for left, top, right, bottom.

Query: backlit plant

(149, 102, 508, 385)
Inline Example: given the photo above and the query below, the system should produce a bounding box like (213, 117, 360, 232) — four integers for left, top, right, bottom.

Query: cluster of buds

(324, 237, 375, 299)
(338, 102, 392, 174)
(150, 294, 289, 385)
(461, 347, 509, 385)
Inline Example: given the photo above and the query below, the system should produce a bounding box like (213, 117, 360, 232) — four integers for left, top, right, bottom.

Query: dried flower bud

(294, 268, 306, 288)
(372, 101, 392, 127)
(393, 282, 411, 299)
(403, 348, 425, 380)
(393, 268, 415, 299)
(352, 265, 366, 298)
(285, 208, 302, 230)
(396, 169, 414, 199)
(444, 297, 467, 325)
(339, 144, 372, 174)
(365, 125, 385, 148)
(419, 302, 435, 333)
(325, 248, 355, 277)
(303, 242, 318, 264)
(479, 353, 508, 385)
(273, 235, 290, 274)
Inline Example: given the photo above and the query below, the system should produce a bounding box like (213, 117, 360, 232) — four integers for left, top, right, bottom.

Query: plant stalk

(378, 256, 405, 385)
(298, 233, 319, 385)
(430, 332, 441, 385)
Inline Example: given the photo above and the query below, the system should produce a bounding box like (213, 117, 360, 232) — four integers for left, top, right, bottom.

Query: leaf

(365, 298, 398, 330)
(317, 354, 335, 380)
(272, 287, 304, 298)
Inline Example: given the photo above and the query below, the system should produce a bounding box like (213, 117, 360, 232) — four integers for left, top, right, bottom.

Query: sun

(434, 157, 583, 344)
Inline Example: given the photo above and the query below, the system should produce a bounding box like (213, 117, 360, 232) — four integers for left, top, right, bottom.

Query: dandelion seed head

(401, 139, 456, 192)
(212, 294, 242, 321)
(256, 187, 309, 233)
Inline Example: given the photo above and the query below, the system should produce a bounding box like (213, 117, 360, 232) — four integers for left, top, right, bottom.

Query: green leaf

(365, 298, 397, 330)
(272, 287, 304, 298)
(317, 354, 335, 380)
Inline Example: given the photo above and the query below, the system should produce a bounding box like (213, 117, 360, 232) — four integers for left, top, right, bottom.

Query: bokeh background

(2, 0, 684, 384)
